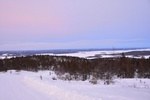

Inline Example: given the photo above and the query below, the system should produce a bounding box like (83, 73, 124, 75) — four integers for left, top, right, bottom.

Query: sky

(0, 0, 150, 50)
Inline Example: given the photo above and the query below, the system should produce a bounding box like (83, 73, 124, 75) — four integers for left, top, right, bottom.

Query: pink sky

(0, 0, 150, 50)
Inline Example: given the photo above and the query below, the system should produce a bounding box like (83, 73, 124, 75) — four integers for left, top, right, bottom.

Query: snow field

(0, 71, 53, 100)
(23, 75, 102, 100)
(1, 70, 150, 100)
(23, 71, 150, 100)
(39, 48, 150, 59)
(1, 48, 150, 59)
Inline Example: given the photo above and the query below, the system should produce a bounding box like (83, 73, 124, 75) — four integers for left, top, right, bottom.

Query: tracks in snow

(0, 74, 52, 100)
(23, 76, 102, 100)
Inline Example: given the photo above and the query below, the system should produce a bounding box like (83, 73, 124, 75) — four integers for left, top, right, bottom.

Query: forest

(0, 54, 150, 84)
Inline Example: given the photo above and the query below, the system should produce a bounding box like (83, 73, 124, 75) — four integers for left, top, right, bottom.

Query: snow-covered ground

(0, 53, 16, 59)
(1, 48, 150, 59)
(0, 70, 150, 100)
(39, 48, 150, 59)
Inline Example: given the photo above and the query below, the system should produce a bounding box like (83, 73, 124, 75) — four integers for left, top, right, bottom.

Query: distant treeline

(0, 54, 150, 80)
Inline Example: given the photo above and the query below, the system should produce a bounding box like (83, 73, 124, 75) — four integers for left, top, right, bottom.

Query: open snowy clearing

(0, 70, 150, 100)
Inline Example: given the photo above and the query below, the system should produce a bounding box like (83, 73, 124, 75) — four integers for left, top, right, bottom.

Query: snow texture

(0, 70, 150, 100)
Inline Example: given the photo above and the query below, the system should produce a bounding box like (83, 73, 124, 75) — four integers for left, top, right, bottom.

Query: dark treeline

(0, 54, 150, 80)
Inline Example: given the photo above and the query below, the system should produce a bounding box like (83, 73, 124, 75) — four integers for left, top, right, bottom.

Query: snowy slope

(1, 70, 150, 100)
(0, 71, 54, 100)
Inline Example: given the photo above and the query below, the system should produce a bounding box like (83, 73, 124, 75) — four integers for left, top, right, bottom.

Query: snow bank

(115, 78, 150, 89)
